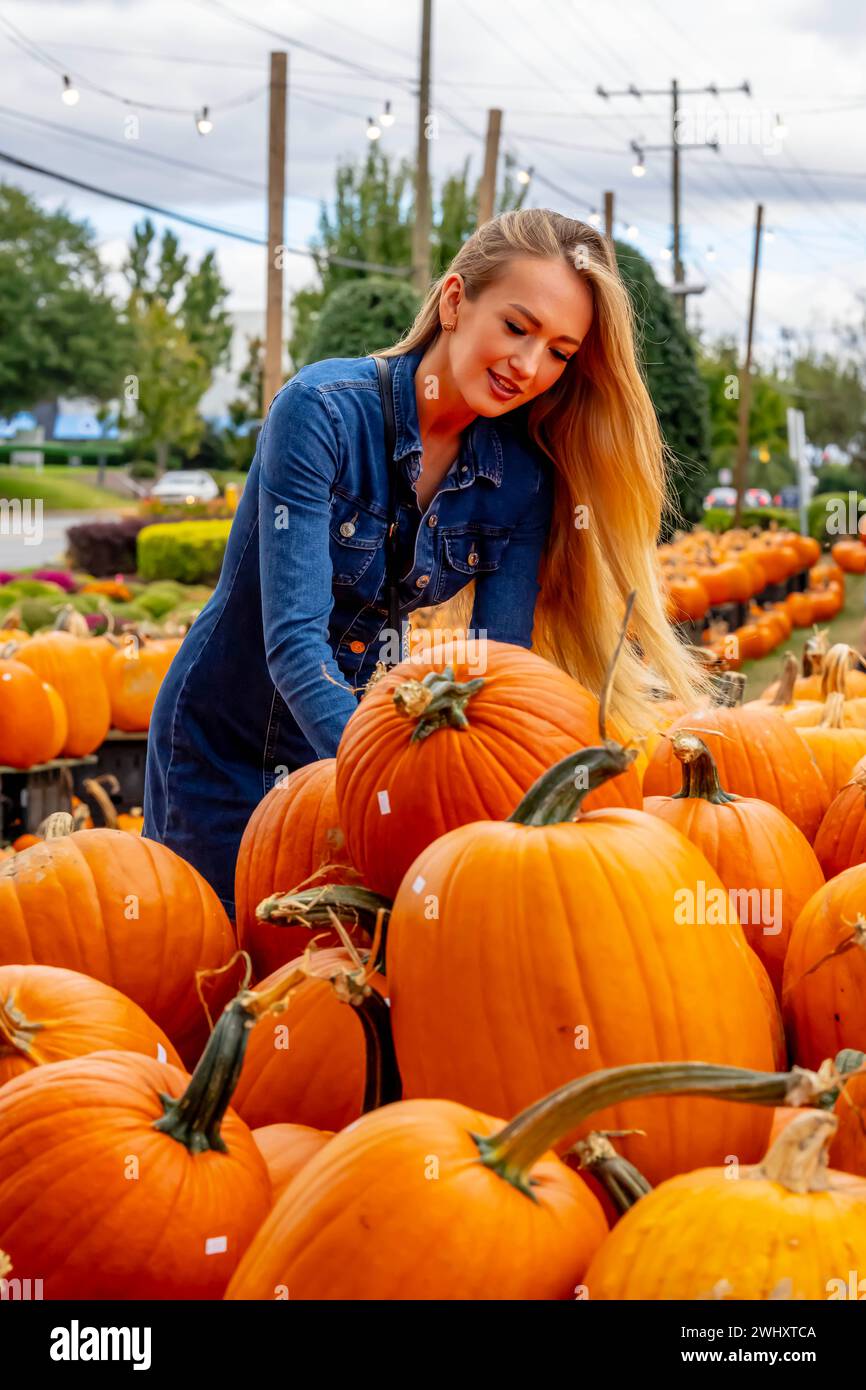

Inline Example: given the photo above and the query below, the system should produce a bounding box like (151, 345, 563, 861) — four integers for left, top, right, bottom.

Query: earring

(442, 320, 456, 332)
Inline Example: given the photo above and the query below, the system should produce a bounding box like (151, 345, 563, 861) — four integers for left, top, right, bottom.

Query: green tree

(697, 339, 794, 492)
(787, 348, 865, 457)
(123, 219, 232, 467)
(0, 184, 127, 419)
(613, 241, 711, 522)
(289, 147, 527, 369)
(305, 277, 422, 364)
(222, 334, 265, 471)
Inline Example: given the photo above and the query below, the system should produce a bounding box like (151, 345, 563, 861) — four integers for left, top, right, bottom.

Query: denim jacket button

(349, 640, 365, 653)
(427, 514, 438, 527)
(339, 521, 356, 537)
(468, 551, 479, 567)
(416, 574, 430, 587)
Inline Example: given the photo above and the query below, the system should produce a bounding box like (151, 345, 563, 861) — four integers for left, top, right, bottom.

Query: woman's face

(443, 255, 594, 416)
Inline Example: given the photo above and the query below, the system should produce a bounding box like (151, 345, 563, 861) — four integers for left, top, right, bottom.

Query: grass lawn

(0, 466, 122, 510)
(740, 572, 866, 698)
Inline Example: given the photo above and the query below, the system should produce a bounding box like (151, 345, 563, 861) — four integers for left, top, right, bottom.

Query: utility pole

(734, 203, 764, 527)
(412, 0, 433, 294)
(477, 108, 502, 227)
(264, 51, 288, 411)
(603, 190, 614, 241)
(599, 78, 750, 320)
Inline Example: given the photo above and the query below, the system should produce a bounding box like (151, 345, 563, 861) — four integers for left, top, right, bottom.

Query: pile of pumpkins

(2, 632, 866, 1302)
(660, 526, 850, 667)
(0, 612, 181, 771)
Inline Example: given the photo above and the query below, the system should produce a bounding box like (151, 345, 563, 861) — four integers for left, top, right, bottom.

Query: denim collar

(390, 344, 504, 488)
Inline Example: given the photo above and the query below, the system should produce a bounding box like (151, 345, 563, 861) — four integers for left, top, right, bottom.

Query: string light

(195, 105, 213, 135)
(660, 247, 672, 261)
(588, 208, 601, 227)
(516, 166, 532, 185)
(366, 115, 381, 140)
(378, 98, 394, 127)
(626, 224, 639, 239)
(61, 75, 80, 106)
(773, 113, 787, 139)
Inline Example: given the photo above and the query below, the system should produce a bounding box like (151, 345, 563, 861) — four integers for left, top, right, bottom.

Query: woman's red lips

(488, 368, 520, 395)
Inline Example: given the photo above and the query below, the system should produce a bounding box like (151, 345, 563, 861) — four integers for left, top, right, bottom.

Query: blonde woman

(143, 208, 708, 921)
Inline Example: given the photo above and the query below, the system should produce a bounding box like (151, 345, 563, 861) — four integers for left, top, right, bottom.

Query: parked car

(773, 486, 801, 508)
(703, 486, 738, 510)
(150, 470, 220, 504)
(744, 488, 772, 508)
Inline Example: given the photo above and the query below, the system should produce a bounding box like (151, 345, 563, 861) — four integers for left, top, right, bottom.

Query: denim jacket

(142, 344, 554, 914)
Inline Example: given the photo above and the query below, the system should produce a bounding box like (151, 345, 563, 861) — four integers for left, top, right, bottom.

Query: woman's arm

(258, 380, 360, 759)
(468, 468, 554, 648)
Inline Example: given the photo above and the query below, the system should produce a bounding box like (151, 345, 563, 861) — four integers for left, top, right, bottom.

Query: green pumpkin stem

(475, 1060, 844, 1197)
(669, 732, 738, 805)
(508, 743, 637, 826)
(153, 994, 255, 1154)
(336, 978, 402, 1112)
(393, 665, 485, 742)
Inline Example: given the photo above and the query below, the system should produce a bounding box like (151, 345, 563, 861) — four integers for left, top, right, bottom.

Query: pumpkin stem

(669, 732, 738, 805)
(153, 992, 256, 1153)
(751, 1110, 836, 1193)
(82, 776, 119, 830)
(255, 883, 391, 966)
(0, 640, 20, 660)
(0, 991, 44, 1061)
(566, 1129, 652, 1215)
(392, 665, 484, 742)
(709, 669, 746, 707)
(507, 742, 637, 827)
(770, 652, 799, 707)
(38, 812, 74, 839)
(474, 1059, 844, 1196)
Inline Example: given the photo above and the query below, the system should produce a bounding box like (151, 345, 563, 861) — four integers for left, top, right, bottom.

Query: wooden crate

(70, 730, 149, 811)
(0, 755, 98, 840)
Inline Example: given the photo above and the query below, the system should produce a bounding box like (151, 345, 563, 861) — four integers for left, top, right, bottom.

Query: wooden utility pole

(477, 108, 502, 226)
(264, 51, 288, 411)
(412, 0, 433, 294)
(671, 78, 684, 317)
(603, 190, 614, 241)
(734, 203, 764, 527)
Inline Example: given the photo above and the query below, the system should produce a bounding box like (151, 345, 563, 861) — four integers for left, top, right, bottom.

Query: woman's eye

(505, 319, 524, 335)
(507, 320, 571, 363)
(552, 349, 572, 363)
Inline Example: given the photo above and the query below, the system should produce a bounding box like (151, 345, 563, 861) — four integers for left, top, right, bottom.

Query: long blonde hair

(374, 208, 711, 734)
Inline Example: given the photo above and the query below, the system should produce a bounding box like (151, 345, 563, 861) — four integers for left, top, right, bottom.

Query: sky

(1, 0, 864, 374)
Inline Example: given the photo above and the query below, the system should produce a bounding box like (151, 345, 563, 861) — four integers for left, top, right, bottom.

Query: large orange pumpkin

(783, 863, 866, 1069)
(642, 702, 830, 842)
(336, 641, 642, 899)
(642, 733, 824, 996)
(252, 1123, 333, 1203)
(0, 997, 271, 1298)
(103, 637, 180, 732)
(813, 762, 866, 878)
(14, 631, 110, 756)
(387, 745, 777, 1187)
(234, 759, 360, 979)
(0, 828, 239, 1066)
(0, 963, 181, 1086)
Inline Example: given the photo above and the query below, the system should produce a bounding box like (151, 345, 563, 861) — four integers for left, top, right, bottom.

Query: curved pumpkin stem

(81, 776, 120, 830)
(669, 732, 738, 805)
(256, 883, 391, 967)
(392, 665, 484, 742)
(474, 1059, 845, 1196)
(769, 652, 799, 707)
(507, 743, 637, 827)
(752, 1111, 835, 1193)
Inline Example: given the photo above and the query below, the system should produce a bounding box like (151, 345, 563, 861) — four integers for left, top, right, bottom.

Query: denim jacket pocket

(434, 524, 512, 601)
(329, 494, 387, 586)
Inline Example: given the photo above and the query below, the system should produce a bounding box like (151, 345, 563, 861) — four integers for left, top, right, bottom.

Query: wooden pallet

(0, 755, 98, 839)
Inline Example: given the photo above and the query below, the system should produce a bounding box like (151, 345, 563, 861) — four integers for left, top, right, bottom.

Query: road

(0, 510, 120, 572)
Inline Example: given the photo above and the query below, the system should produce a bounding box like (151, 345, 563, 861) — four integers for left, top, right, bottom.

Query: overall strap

(372, 354, 403, 666)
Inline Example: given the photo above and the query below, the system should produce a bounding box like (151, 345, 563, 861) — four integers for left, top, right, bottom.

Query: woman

(143, 208, 708, 921)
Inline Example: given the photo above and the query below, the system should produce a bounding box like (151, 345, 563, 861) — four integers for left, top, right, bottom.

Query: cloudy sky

(1, 0, 864, 366)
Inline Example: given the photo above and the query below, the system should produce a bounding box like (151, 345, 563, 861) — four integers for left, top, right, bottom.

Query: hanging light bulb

(773, 113, 787, 139)
(660, 247, 672, 261)
(765, 228, 775, 243)
(626, 224, 639, 239)
(195, 106, 213, 135)
(588, 209, 601, 228)
(378, 99, 394, 128)
(631, 155, 645, 178)
(517, 167, 532, 185)
(366, 116, 381, 141)
(706, 246, 717, 260)
(61, 75, 80, 107)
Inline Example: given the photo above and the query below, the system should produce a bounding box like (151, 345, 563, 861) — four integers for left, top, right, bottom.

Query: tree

(288, 147, 527, 369)
(787, 347, 865, 458)
(123, 219, 232, 467)
(222, 334, 265, 471)
(613, 241, 711, 522)
(0, 184, 127, 423)
(305, 277, 422, 364)
(698, 338, 792, 489)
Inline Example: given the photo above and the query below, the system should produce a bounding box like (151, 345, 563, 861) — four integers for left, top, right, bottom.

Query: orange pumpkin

(235, 760, 360, 979)
(783, 863, 866, 1068)
(0, 828, 240, 1066)
(104, 637, 180, 732)
(813, 762, 866, 878)
(14, 631, 110, 756)
(0, 654, 58, 767)
(0, 962, 181, 1086)
(642, 733, 824, 997)
(336, 641, 642, 900)
(252, 1123, 333, 1203)
(643, 702, 830, 842)
(832, 539, 866, 574)
(388, 746, 777, 1188)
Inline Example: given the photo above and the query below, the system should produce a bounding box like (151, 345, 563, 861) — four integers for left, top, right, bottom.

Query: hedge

(807, 491, 866, 543)
(137, 519, 232, 583)
(66, 517, 153, 576)
(701, 506, 798, 533)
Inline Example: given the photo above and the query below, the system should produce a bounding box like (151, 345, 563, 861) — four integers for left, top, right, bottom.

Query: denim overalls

(142, 344, 554, 918)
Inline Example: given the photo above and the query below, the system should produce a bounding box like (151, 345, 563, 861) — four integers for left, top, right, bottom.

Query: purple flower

(32, 569, 77, 591)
